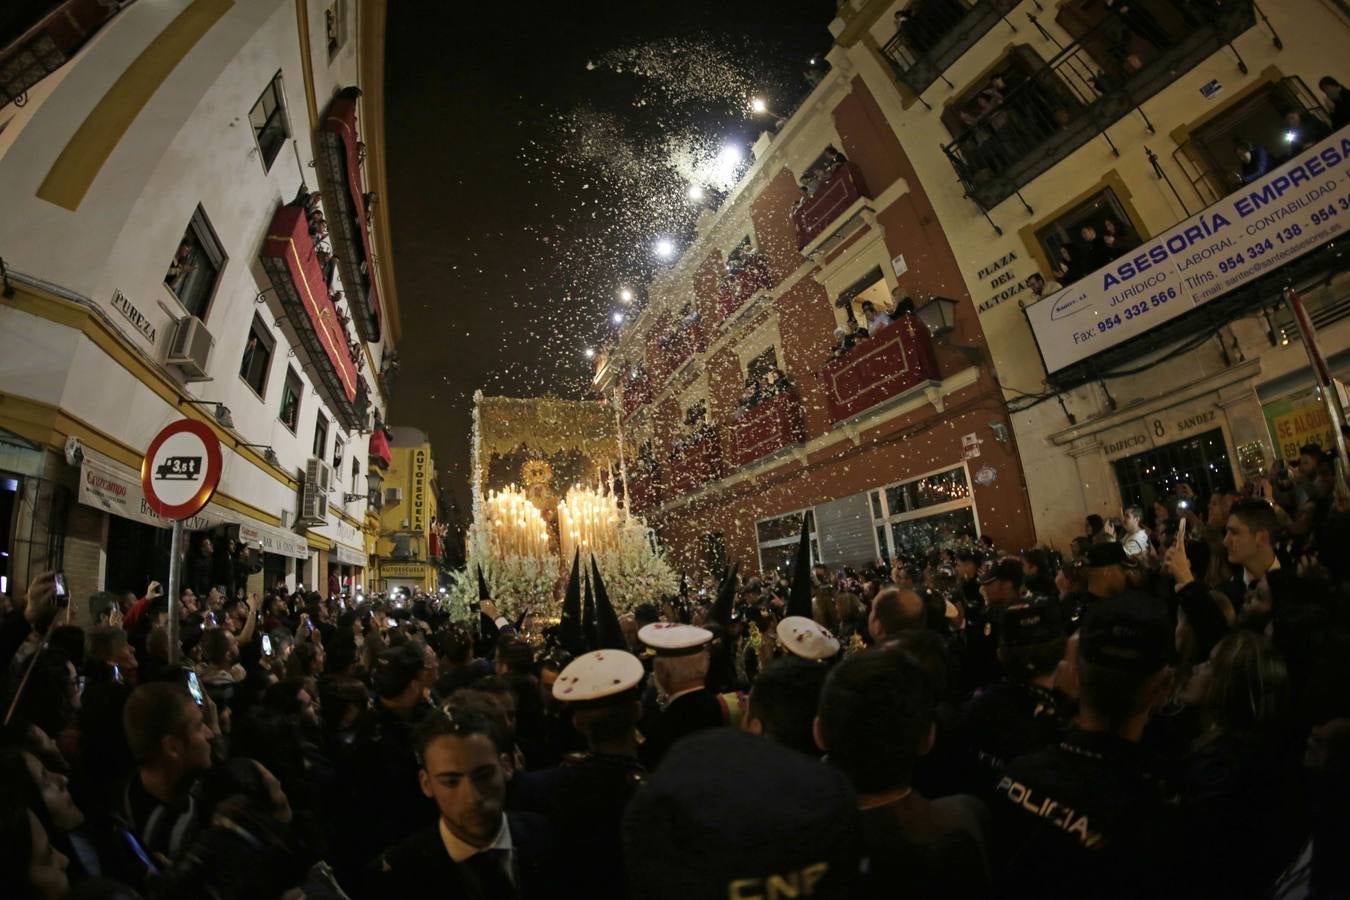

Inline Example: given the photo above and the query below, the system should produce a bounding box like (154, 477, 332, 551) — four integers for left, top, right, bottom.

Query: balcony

(881, 0, 1020, 98)
(621, 367, 652, 419)
(259, 202, 370, 432)
(714, 253, 773, 325)
(822, 315, 941, 423)
(315, 90, 382, 343)
(652, 315, 707, 382)
(627, 466, 661, 515)
(726, 389, 805, 469)
(0, 0, 119, 107)
(941, 0, 1256, 211)
(792, 161, 871, 250)
(369, 429, 392, 469)
(667, 428, 723, 496)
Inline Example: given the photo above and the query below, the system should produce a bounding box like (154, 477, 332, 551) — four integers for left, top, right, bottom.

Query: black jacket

(639, 688, 725, 769)
(365, 812, 555, 900)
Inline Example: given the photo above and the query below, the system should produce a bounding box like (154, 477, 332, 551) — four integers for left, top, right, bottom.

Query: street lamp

(584, 347, 596, 359)
(750, 96, 768, 114)
(612, 311, 625, 325)
(915, 296, 959, 336)
(618, 288, 634, 304)
(654, 238, 675, 259)
(237, 442, 279, 466)
(688, 184, 705, 202)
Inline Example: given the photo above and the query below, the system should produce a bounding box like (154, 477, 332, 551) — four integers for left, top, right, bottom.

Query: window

(325, 0, 348, 59)
(239, 315, 275, 398)
(746, 346, 780, 382)
(163, 206, 226, 319)
(1178, 78, 1332, 206)
(1032, 187, 1142, 287)
(333, 435, 345, 478)
(1112, 428, 1234, 514)
(312, 414, 329, 459)
(869, 465, 979, 559)
(756, 509, 819, 574)
(249, 72, 291, 172)
(350, 457, 360, 491)
(279, 368, 303, 432)
(836, 265, 892, 330)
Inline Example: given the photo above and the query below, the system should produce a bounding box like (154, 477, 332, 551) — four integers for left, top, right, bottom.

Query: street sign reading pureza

(141, 419, 223, 521)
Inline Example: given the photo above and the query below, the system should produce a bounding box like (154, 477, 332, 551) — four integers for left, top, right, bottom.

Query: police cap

(1079, 591, 1171, 674)
(1000, 600, 1065, 648)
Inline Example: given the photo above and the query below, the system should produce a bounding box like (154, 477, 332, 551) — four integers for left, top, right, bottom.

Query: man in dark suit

(368, 708, 555, 899)
(636, 623, 724, 767)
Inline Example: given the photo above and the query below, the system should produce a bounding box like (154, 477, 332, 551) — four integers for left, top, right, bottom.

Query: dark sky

(384, 0, 837, 522)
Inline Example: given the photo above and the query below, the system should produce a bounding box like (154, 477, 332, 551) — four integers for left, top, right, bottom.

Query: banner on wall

(1027, 126, 1350, 374)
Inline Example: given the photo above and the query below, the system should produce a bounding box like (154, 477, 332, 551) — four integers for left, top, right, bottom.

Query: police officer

(637, 623, 722, 767)
(990, 591, 1180, 899)
(512, 649, 647, 900)
(955, 599, 1072, 799)
(775, 615, 841, 663)
(963, 557, 1026, 693)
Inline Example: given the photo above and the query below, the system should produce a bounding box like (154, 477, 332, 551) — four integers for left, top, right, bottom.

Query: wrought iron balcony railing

(881, 0, 1020, 100)
(942, 0, 1258, 213)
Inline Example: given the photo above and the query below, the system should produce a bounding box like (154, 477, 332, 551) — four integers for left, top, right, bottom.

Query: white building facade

(0, 0, 402, 601)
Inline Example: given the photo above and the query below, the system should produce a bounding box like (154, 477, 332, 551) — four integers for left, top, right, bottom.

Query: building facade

(0, 0, 403, 602)
(826, 0, 1350, 548)
(372, 426, 441, 595)
(597, 42, 1038, 575)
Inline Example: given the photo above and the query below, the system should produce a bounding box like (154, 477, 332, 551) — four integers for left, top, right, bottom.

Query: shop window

(249, 72, 291, 172)
(163, 206, 225, 319)
(325, 0, 348, 59)
(1032, 187, 1143, 286)
(756, 509, 820, 574)
(279, 367, 303, 432)
(312, 414, 329, 459)
(1113, 428, 1235, 515)
(239, 315, 275, 398)
(1175, 77, 1333, 206)
(870, 466, 978, 558)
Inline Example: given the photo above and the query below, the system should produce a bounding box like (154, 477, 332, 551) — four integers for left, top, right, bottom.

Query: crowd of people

(1, 436, 1348, 898)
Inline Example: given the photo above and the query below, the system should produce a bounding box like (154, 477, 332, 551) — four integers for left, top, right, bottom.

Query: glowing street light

(584, 347, 595, 359)
(750, 96, 768, 114)
(618, 287, 634, 303)
(612, 311, 625, 325)
(688, 184, 705, 202)
(654, 238, 675, 259)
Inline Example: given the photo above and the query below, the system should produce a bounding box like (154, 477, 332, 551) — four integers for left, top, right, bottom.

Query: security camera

(64, 436, 85, 467)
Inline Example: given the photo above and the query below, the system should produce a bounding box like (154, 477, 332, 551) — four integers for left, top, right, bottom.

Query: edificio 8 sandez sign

(1027, 125, 1350, 374)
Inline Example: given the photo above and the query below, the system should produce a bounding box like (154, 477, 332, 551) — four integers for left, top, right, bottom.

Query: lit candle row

(484, 485, 550, 559)
(557, 484, 621, 566)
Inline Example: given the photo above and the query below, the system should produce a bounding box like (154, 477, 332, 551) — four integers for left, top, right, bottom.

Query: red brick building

(597, 54, 1036, 575)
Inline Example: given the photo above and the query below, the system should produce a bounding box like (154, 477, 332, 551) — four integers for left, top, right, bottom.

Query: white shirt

(1122, 528, 1150, 558)
(439, 815, 514, 877)
(1242, 555, 1280, 591)
(866, 313, 893, 335)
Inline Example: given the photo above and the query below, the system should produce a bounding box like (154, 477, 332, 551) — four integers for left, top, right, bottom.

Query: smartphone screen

(306, 618, 315, 634)
(112, 665, 123, 685)
(52, 571, 67, 598)
(186, 670, 204, 706)
(262, 634, 273, 656)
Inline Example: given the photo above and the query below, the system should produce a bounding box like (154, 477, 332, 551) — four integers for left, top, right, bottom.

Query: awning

(317, 92, 382, 343)
(369, 429, 392, 469)
(77, 450, 310, 559)
(260, 203, 367, 431)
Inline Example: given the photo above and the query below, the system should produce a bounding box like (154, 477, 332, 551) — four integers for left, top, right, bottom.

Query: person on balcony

(1023, 272, 1063, 303)
(1234, 139, 1271, 185)
(1319, 76, 1350, 130)
(861, 301, 893, 337)
(1100, 217, 1138, 258)
(1278, 109, 1331, 160)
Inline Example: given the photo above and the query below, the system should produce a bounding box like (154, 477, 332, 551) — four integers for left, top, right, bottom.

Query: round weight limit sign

(141, 419, 224, 520)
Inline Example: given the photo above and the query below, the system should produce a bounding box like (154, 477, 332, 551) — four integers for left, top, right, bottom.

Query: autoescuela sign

(411, 448, 427, 533)
(1026, 125, 1350, 374)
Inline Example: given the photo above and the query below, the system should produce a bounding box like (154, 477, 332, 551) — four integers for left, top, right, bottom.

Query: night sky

(383, 0, 837, 525)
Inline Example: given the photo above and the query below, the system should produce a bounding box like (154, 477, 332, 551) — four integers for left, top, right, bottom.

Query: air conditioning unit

(384, 486, 403, 504)
(299, 458, 333, 527)
(166, 315, 214, 381)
